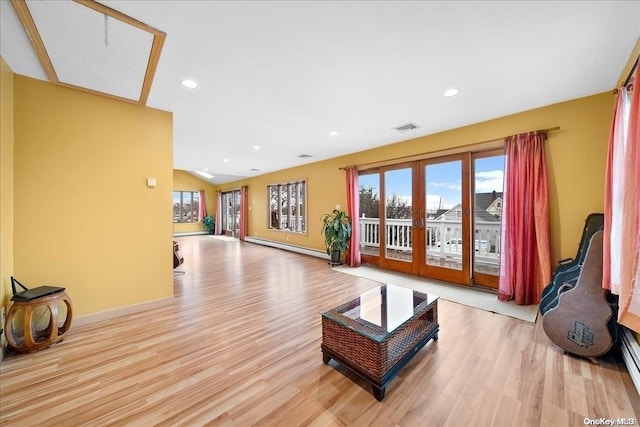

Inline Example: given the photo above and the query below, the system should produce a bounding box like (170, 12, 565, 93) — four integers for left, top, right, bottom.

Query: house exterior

(429, 192, 502, 251)
(434, 191, 503, 222)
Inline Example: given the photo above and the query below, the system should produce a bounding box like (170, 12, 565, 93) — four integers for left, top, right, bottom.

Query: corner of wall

(617, 38, 640, 86)
(0, 56, 15, 362)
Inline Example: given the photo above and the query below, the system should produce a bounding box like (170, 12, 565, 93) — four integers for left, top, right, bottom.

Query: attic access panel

(13, 0, 165, 104)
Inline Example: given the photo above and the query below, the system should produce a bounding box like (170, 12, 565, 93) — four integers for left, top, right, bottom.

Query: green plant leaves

(321, 209, 352, 255)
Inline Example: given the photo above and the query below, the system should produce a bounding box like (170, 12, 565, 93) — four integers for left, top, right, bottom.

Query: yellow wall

(172, 169, 217, 234)
(220, 92, 613, 265)
(4, 40, 634, 320)
(0, 57, 15, 319)
(218, 163, 344, 251)
(13, 76, 174, 317)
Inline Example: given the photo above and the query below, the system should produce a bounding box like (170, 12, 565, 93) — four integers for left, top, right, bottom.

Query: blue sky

(360, 155, 505, 211)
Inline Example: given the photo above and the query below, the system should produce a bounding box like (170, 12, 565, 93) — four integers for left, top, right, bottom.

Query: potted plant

(321, 209, 352, 265)
(203, 215, 215, 234)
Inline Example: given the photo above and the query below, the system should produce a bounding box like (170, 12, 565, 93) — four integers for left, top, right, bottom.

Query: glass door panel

(359, 173, 381, 259)
(424, 160, 463, 270)
(472, 152, 505, 288)
(420, 155, 470, 285)
(383, 167, 413, 264)
(222, 190, 241, 237)
(232, 190, 240, 236)
(356, 150, 500, 288)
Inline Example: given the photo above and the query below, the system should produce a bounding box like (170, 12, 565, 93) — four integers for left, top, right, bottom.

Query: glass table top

(322, 284, 438, 342)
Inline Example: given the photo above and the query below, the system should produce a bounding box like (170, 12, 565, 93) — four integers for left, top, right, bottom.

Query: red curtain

(345, 166, 361, 267)
(604, 91, 627, 294)
(215, 191, 222, 235)
(604, 64, 640, 332)
(239, 186, 248, 241)
(198, 190, 207, 221)
(498, 132, 552, 305)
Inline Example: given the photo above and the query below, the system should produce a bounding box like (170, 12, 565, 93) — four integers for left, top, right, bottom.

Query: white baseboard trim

(72, 296, 175, 328)
(173, 231, 208, 237)
(245, 236, 329, 260)
(620, 326, 640, 395)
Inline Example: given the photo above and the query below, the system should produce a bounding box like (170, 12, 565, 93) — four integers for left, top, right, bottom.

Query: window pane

(173, 191, 181, 223)
(267, 181, 306, 232)
(425, 160, 462, 270)
(172, 191, 200, 223)
(184, 192, 194, 222)
(299, 182, 305, 232)
(192, 192, 200, 222)
(359, 173, 380, 256)
(280, 185, 288, 229)
(269, 186, 279, 229)
(384, 168, 412, 262)
(473, 154, 504, 277)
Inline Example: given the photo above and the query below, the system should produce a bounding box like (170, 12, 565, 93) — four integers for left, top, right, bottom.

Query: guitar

(173, 240, 184, 269)
(539, 213, 604, 315)
(542, 230, 618, 358)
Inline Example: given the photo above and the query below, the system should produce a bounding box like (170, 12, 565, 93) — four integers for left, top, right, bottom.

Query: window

(268, 180, 306, 232)
(173, 191, 200, 223)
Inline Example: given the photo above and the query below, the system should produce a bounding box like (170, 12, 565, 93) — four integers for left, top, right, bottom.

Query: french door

(419, 155, 471, 284)
(359, 150, 504, 289)
(221, 190, 241, 237)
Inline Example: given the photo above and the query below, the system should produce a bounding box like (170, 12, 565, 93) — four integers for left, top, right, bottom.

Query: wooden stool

(4, 284, 73, 353)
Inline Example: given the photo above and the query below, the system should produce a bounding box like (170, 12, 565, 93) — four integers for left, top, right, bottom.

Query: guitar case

(539, 213, 604, 315)
(542, 230, 619, 357)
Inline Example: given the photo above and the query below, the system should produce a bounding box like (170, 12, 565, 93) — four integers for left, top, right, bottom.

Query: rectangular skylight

(194, 170, 214, 179)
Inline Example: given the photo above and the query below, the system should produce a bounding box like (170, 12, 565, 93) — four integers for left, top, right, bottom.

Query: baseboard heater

(620, 326, 640, 395)
(173, 231, 208, 237)
(245, 236, 329, 261)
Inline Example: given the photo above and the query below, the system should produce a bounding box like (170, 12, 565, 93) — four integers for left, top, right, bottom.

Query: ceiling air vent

(298, 154, 312, 158)
(250, 168, 261, 171)
(393, 122, 420, 132)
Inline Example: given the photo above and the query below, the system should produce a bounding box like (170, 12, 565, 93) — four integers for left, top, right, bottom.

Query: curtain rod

(623, 56, 638, 88)
(339, 126, 560, 171)
(612, 56, 638, 94)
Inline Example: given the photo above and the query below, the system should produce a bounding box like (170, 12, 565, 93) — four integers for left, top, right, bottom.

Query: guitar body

(173, 240, 184, 269)
(542, 231, 617, 357)
(540, 213, 604, 315)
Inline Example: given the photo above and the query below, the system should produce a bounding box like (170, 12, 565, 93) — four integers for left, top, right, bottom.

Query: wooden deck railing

(359, 217, 501, 265)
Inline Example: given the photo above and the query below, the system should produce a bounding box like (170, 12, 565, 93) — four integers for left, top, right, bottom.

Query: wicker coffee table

(321, 284, 438, 401)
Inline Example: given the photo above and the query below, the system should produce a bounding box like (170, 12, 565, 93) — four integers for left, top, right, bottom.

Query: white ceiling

(2, 1, 639, 185)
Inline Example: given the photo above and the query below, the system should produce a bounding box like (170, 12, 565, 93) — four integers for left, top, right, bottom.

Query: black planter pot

(330, 250, 341, 266)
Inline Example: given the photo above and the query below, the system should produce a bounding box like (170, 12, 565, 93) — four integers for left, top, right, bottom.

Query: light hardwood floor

(1, 235, 639, 426)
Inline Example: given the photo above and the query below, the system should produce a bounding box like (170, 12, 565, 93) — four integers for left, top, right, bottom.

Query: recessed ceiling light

(253, 145, 260, 150)
(444, 88, 459, 97)
(181, 79, 198, 89)
(223, 159, 229, 162)
(194, 170, 213, 179)
(329, 131, 338, 137)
